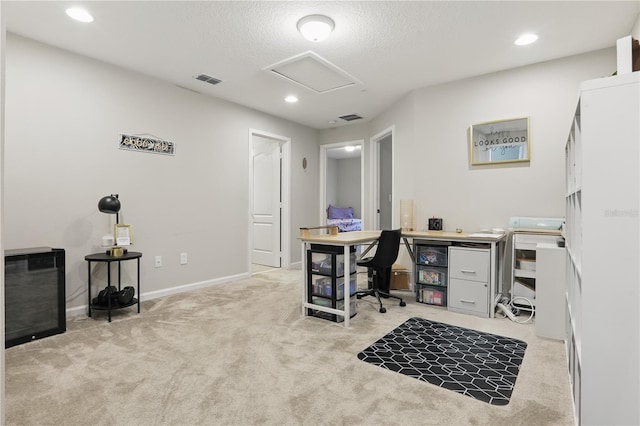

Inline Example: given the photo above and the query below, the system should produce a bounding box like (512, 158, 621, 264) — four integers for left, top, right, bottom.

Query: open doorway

(319, 140, 365, 229)
(248, 129, 291, 274)
(370, 127, 394, 230)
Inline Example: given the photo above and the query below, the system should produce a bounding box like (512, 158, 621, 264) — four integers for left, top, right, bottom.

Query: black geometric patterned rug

(357, 317, 527, 405)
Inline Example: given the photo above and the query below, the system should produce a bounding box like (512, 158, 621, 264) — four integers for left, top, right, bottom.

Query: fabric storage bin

(417, 266, 447, 286)
(416, 245, 448, 267)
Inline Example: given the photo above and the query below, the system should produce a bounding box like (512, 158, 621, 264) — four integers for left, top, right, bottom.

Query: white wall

(4, 34, 319, 311)
(325, 157, 361, 218)
(325, 157, 338, 212)
(335, 157, 361, 218)
(322, 47, 617, 233)
(0, 5, 6, 424)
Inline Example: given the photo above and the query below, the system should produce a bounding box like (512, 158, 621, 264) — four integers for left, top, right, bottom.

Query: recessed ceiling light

(297, 15, 335, 42)
(285, 95, 298, 103)
(66, 7, 94, 23)
(515, 33, 538, 46)
(344, 146, 355, 152)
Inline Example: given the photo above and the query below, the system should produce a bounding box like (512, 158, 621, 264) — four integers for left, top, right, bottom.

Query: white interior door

(252, 138, 281, 267)
(370, 128, 394, 230)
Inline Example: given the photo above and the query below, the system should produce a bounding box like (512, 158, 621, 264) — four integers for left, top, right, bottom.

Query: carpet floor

(5, 268, 574, 425)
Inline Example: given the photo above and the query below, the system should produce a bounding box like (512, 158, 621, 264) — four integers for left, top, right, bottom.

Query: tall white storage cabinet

(565, 72, 639, 426)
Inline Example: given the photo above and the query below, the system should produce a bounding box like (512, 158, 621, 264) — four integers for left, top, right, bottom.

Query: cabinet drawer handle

(461, 269, 476, 274)
(460, 299, 476, 304)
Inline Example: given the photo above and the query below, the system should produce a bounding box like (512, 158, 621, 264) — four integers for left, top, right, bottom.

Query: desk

(402, 231, 506, 318)
(299, 231, 381, 327)
(85, 251, 142, 322)
(299, 230, 506, 325)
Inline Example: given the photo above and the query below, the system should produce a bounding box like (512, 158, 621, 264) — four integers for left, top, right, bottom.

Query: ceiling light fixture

(515, 33, 538, 46)
(65, 7, 94, 23)
(297, 15, 335, 42)
(344, 146, 355, 152)
(285, 95, 298, 103)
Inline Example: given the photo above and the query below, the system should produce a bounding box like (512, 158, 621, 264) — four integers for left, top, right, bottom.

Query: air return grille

(195, 74, 222, 85)
(339, 114, 363, 122)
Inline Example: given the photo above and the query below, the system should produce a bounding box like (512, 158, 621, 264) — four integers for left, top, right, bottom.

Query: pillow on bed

(327, 205, 354, 219)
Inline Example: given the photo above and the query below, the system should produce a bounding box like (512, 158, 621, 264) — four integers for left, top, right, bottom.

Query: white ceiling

(3, 1, 638, 130)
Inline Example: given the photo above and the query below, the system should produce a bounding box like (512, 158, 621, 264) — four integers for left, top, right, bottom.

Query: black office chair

(355, 229, 407, 313)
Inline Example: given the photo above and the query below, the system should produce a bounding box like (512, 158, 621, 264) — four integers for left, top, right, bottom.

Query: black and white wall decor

(119, 134, 175, 155)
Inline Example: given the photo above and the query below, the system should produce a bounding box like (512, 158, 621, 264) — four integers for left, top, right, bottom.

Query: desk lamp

(98, 194, 125, 256)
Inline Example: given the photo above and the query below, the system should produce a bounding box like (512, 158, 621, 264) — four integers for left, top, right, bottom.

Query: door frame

(369, 126, 395, 230)
(319, 140, 365, 228)
(248, 128, 291, 271)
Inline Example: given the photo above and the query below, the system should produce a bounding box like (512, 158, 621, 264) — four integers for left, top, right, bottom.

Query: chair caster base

(399, 300, 406, 307)
(379, 307, 387, 313)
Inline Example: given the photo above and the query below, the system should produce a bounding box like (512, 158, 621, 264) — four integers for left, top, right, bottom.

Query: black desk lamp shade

(98, 194, 120, 224)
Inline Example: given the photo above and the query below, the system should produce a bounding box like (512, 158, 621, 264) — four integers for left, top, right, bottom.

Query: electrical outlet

(180, 252, 188, 265)
(155, 256, 162, 268)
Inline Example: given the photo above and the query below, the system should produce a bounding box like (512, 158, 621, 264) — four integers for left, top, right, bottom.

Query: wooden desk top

(402, 230, 506, 242)
(298, 230, 381, 244)
(298, 229, 506, 244)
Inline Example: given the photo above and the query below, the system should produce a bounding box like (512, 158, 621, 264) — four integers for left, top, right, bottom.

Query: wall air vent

(195, 74, 222, 85)
(339, 114, 363, 122)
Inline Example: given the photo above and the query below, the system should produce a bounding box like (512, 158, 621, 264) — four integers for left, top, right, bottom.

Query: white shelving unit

(564, 72, 639, 426)
(510, 231, 560, 308)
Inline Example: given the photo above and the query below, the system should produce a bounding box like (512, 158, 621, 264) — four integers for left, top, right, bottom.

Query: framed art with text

(470, 117, 530, 165)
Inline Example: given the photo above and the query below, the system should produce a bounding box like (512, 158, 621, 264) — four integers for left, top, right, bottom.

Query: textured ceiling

(3, 1, 639, 129)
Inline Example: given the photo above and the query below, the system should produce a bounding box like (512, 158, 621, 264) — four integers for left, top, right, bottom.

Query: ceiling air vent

(339, 114, 363, 122)
(195, 74, 222, 85)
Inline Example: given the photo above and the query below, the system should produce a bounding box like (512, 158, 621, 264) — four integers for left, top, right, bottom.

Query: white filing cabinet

(535, 243, 566, 340)
(447, 246, 490, 317)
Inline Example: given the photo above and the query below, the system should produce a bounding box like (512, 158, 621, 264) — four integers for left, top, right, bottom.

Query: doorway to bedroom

(319, 140, 365, 231)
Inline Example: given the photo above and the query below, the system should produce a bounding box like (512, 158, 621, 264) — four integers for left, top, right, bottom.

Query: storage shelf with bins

(414, 241, 449, 306)
(307, 244, 357, 323)
(564, 72, 639, 426)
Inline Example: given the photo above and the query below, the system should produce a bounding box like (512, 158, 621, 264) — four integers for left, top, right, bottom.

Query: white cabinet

(448, 247, 490, 317)
(535, 243, 566, 340)
(510, 232, 560, 307)
(565, 72, 639, 426)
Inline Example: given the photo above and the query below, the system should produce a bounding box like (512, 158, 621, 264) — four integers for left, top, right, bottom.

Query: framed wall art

(114, 224, 133, 246)
(470, 117, 530, 165)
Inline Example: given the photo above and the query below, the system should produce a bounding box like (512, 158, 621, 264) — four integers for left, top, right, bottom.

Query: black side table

(85, 251, 142, 322)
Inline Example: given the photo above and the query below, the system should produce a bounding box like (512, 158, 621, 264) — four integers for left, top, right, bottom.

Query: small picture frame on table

(114, 224, 133, 246)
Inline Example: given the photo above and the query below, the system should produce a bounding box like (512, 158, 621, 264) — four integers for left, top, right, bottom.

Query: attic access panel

(265, 51, 361, 94)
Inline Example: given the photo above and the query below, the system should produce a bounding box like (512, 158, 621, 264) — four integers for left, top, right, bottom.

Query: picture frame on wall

(469, 117, 530, 165)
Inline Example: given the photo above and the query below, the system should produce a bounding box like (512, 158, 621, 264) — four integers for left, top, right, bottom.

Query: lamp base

(106, 247, 128, 257)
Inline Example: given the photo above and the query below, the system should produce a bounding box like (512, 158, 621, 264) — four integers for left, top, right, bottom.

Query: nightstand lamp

(98, 194, 128, 256)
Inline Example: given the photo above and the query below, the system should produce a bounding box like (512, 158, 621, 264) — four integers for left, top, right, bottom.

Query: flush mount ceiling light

(65, 7, 94, 23)
(515, 33, 538, 46)
(285, 95, 298, 103)
(297, 15, 335, 42)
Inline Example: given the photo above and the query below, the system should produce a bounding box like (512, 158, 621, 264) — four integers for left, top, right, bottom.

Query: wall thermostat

(428, 218, 443, 231)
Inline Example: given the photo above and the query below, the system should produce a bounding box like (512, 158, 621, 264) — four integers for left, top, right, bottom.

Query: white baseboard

(66, 271, 251, 318)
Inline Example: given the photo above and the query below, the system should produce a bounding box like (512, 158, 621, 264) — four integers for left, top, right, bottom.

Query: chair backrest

(369, 229, 402, 269)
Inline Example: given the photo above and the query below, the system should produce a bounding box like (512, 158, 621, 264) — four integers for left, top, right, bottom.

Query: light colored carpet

(5, 268, 574, 425)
